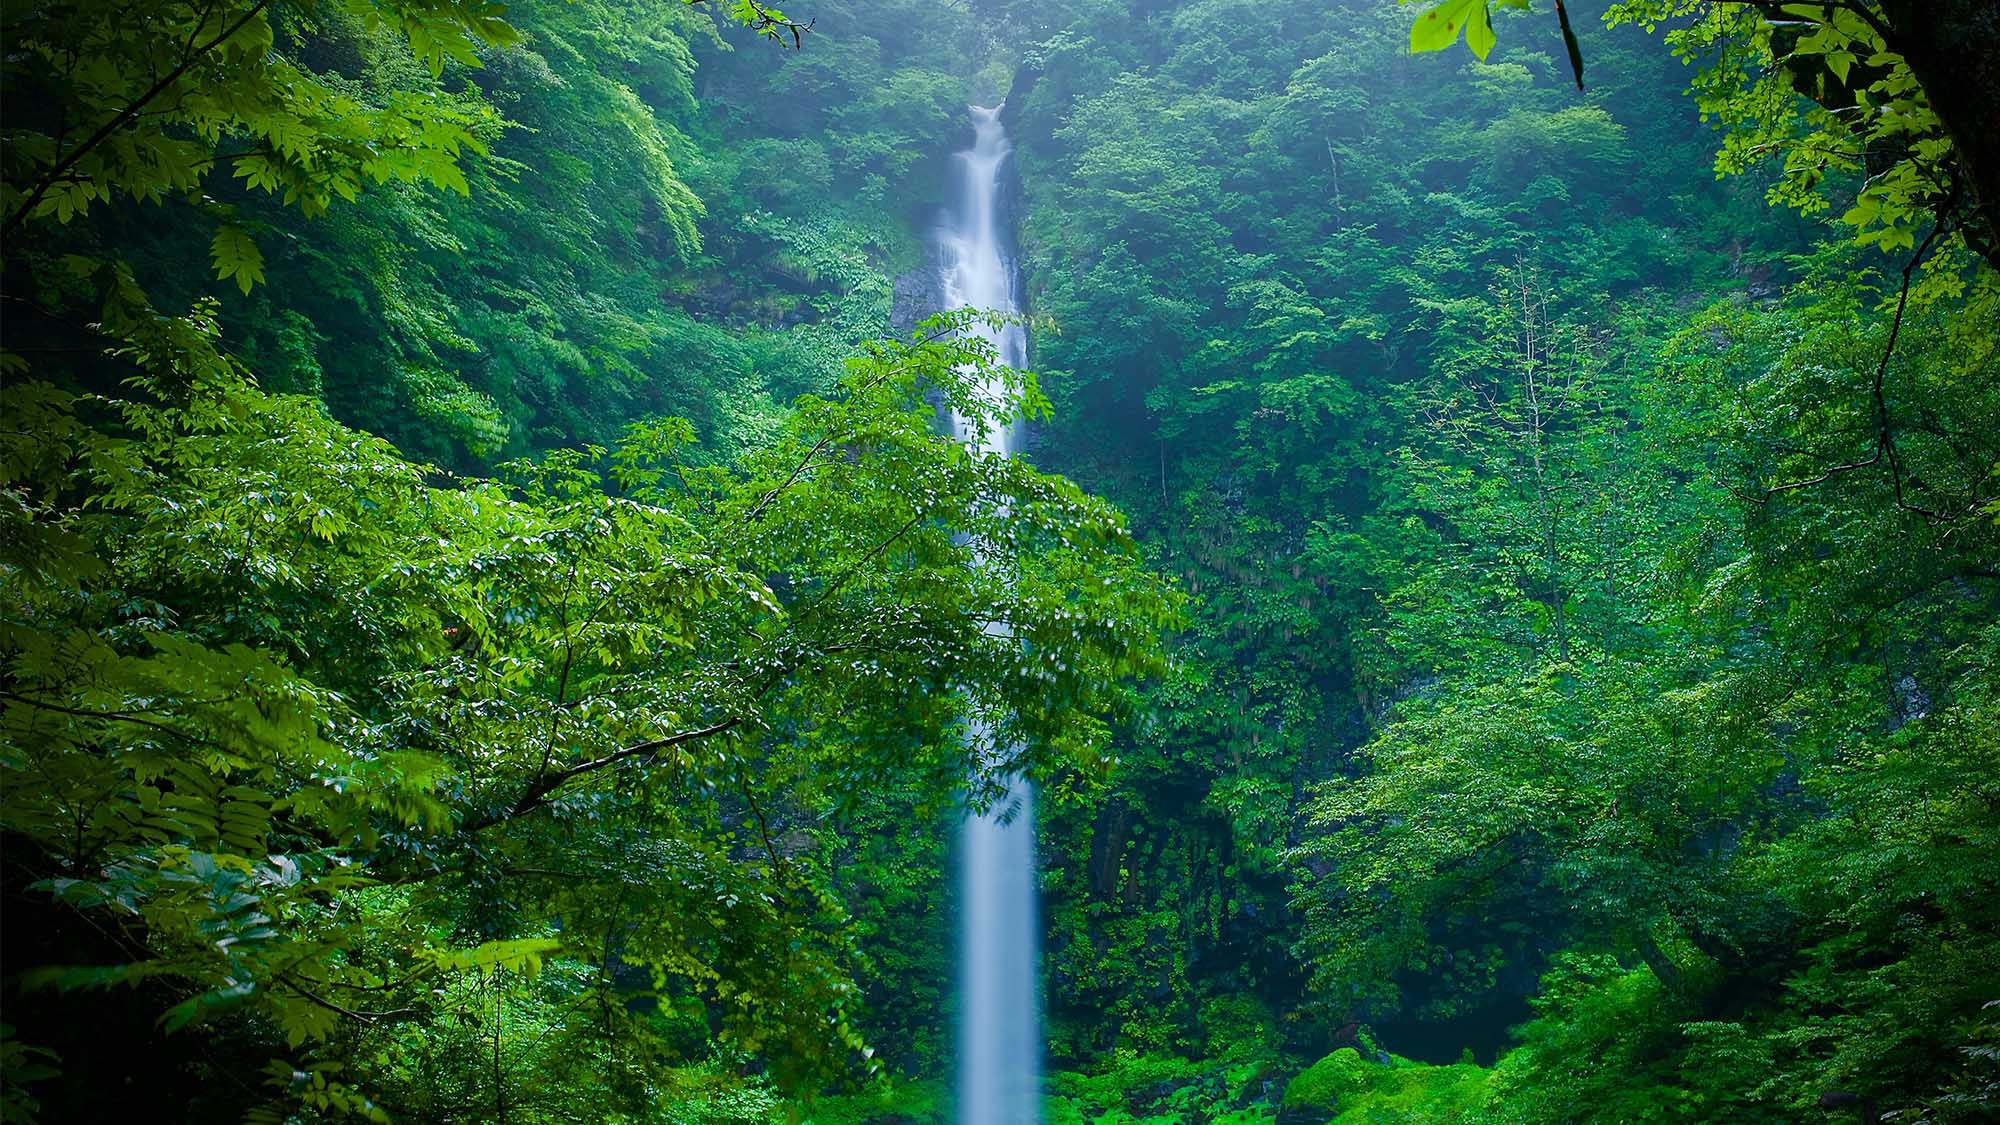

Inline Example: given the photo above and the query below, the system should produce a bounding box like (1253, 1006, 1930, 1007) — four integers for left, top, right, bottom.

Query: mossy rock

(1280, 1049, 1492, 1123)
(1282, 1048, 1376, 1110)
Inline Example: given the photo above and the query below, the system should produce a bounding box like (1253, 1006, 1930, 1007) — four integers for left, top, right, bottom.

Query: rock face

(997, 59, 1041, 132)
(890, 247, 946, 335)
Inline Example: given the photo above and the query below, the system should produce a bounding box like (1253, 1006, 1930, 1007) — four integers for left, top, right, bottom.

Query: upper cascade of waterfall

(941, 104, 1029, 458)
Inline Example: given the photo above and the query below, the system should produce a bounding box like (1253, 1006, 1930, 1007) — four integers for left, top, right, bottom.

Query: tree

(1403, 0, 2000, 269)
(0, 0, 514, 245)
(0, 308, 1176, 1116)
(0, 0, 1179, 1114)
(1396, 266, 1622, 666)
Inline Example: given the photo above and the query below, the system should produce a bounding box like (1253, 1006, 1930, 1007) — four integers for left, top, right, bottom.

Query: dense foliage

(1, 1, 1172, 1119)
(1000, 0, 1997, 1118)
(2, 0, 1995, 1122)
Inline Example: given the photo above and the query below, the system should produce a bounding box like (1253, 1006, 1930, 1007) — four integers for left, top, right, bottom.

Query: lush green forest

(2, 0, 1995, 1122)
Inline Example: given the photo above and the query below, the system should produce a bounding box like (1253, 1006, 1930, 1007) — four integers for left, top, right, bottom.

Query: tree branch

(3, 0, 272, 238)
(0, 689, 200, 740)
(502, 718, 740, 821)
(275, 973, 423, 1024)
(1763, 212, 1955, 518)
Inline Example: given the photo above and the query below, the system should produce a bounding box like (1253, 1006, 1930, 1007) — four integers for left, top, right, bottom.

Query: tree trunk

(1089, 802, 1131, 901)
(1877, 0, 2000, 267)
(1636, 928, 1685, 994)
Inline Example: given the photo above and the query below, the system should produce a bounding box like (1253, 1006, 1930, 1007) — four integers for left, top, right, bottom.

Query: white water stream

(941, 104, 1041, 1125)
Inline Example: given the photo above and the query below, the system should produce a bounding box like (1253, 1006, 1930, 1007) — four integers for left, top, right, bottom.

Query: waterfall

(940, 106, 1031, 453)
(940, 104, 1041, 1125)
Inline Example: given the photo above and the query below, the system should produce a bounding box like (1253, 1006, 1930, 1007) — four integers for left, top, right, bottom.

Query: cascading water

(939, 104, 1041, 1125)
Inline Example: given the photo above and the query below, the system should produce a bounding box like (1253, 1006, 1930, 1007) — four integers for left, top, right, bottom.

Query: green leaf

(1465, 2, 1497, 60)
(1410, 0, 1486, 55)
(210, 226, 265, 295)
